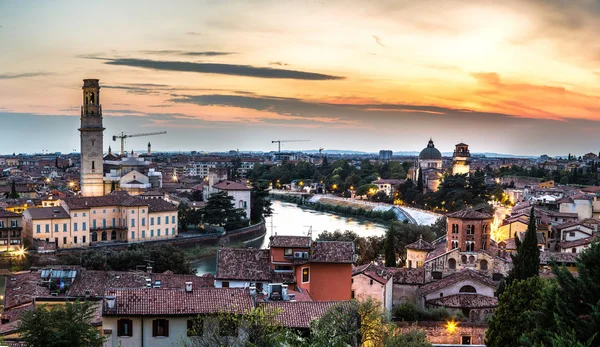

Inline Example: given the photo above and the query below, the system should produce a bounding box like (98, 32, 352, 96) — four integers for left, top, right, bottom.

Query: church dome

(419, 139, 442, 160)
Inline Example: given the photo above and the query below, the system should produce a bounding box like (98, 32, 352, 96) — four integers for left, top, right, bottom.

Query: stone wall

(396, 321, 488, 345)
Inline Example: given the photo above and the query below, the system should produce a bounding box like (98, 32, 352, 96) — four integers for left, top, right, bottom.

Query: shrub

(393, 303, 465, 322)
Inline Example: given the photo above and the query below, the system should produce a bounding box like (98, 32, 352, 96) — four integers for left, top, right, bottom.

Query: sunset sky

(1, 0, 600, 156)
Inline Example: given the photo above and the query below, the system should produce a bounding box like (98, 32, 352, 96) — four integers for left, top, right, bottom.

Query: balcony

(89, 226, 127, 232)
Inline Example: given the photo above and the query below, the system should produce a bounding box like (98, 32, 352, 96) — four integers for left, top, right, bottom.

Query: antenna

(303, 225, 313, 238)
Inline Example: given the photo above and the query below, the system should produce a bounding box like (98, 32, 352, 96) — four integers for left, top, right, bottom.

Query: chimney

(185, 281, 193, 292)
(106, 295, 116, 309)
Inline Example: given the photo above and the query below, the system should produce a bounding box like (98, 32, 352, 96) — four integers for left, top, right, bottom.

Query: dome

(419, 139, 442, 160)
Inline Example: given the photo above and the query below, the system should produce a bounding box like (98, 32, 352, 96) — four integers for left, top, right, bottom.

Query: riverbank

(270, 192, 397, 223)
(183, 241, 245, 260)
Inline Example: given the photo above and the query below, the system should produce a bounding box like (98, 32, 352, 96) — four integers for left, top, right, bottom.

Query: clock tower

(79, 79, 105, 197)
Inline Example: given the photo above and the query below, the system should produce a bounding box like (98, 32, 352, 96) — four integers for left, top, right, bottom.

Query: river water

(190, 200, 388, 275)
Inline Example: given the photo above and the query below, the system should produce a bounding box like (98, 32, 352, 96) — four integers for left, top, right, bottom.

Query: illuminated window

(302, 267, 310, 283)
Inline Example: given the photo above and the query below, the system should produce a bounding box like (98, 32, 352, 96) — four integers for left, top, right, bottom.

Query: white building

(203, 169, 251, 219)
(352, 264, 393, 313)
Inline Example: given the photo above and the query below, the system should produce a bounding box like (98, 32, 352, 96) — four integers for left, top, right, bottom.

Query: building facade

(452, 143, 470, 175)
(0, 209, 23, 251)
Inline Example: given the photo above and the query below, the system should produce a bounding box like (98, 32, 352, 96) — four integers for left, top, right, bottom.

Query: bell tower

(79, 79, 105, 197)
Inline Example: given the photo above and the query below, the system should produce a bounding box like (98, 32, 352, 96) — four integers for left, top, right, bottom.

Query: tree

(384, 224, 397, 267)
(8, 180, 19, 199)
(178, 202, 191, 231)
(110, 181, 116, 192)
(250, 181, 273, 223)
(417, 168, 424, 192)
(19, 301, 105, 347)
(485, 276, 546, 347)
(501, 207, 540, 293)
(356, 184, 378, 198)
(385, 330, 432, 347)
(203, 191, 248, 230)
(191, 190, 203, 202)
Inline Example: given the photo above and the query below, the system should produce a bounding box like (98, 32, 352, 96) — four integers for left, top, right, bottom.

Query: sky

(1, 0, 600, 156)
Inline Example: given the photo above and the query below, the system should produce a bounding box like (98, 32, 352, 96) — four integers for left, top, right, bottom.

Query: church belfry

(79, 79, 105, 197)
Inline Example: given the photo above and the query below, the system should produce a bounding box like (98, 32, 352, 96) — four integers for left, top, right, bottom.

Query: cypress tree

(502, 207, 540, 292)
(9, 180, 19, 199)
(384, 224, 396, 267)
(417, 168, 424, 192)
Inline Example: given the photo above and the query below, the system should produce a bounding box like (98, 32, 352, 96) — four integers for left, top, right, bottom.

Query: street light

(445, 319, 458, 334)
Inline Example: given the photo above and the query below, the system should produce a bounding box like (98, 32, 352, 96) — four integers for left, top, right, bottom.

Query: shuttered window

(117, 319, 133, 337)
(152, 319, 169, 337)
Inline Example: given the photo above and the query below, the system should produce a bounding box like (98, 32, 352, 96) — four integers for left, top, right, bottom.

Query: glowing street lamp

(445, 319, 458, 334)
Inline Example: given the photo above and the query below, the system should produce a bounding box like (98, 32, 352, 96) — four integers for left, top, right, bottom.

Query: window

(172, 228, 175, 235)
(45, 224, 49, 233)
(152, 319, 169, 337)
(142, 230, 146, 238)
(448, 258, 456, 269)
(92, 220, 96, 228)
(187, 318, 203, 337)
(113, 209, 116, 213)
(459, 285, 477, 293)
(54, 224, 58, 232)
(142, 209, 145, 213)
(73, 223, 78, 232)
(142, 218, 146, 227)
(451, 240, 459, 249)
(284, 248, 293, 256)
(569, 232, 576, 237)
(131, 232, 135, 239)
(150, 217, 154, 226)
(480, 259, 488, 271)
(63, 223, 67, 232)
(466, 225, 475, 235)
(157, 229, 161, 237)
(572, 248, 577, 253)
(83, 212, 86, 217)
(91, 232, 97, 242)
(417, 261, 423, 268)
(222, 281, 229, 288)
(466, 241, 475, 252)
(74, 236, 78, 244)
(11, 220, 18, 227)
(172, 216, 175, 224)
(111, 231, 117, 240)
(275, 265, 293, 272)
(112, 218, 116, 227)
(131, 219, 135, 227)
(302, 267, 310, 283)
(351, 290, 355, 299)
(82, 236, 86, 244)
(103, 219, 106, 228)
(369, 279, 373, 285)
(36, 225, 40, 233)
(118, 319, 133, 337)
(93, 210, 96, 214)
(157, 217, 161, 225)
(63, 237, 67, 245)
(103, 210, 106, 214)
(131, 209, 135, 214)
(83, 222, 87, 231)
(150, 230, 154, 237)
(74, 213, 78, 217)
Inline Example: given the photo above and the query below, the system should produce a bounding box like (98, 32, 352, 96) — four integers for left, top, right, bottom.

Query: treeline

(56, 243, 195, 275)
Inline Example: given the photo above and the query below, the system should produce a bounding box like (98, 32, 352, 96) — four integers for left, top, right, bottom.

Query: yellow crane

(112, 131, 167, 156)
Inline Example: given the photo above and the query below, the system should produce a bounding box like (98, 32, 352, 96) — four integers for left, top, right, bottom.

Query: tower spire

(79, 79, 105, 197)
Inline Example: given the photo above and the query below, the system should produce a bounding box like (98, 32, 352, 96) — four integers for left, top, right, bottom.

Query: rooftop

(24, 206, 70, 220)
(259, 301, 344, 328)
(269, 235, 311, 248)
(310, 241, 355, 263)
(216, 248, 271, 281)
(426, 293, 498, 308)
(103, 288, 253, 316)
(446, 208, 492, 220)
(405, 235, 434, 251)
(213, 180, 251, 191)
(420, 269, 498, 295)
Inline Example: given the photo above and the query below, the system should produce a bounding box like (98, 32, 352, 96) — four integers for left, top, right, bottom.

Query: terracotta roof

(405, 236, 434, 251)
(269, 235, 311, 248)
(4, 272, 52, 309)
(216, 248, 271, 281)
(446, 209, 492, 220)
(420, 270, 498, 295)
(310, 241, 355, 263)
(548, 211, 579, 218)
(581, 186, 600, 193)
(103, 288, 253, 316)
(352, 264, 389, 285)
(390, 267, 425, 284)
(62, 195, 124, 209)
(146, 198, 177, 212)
(24, 206, 70, 220)
(371, 179, 405, 185)
(540, 251, 578, 265)
(0, 208, 20, 218)
(259, 301, 344, 328)
(560, 236, 597, 249)
(213, 180, 251, 191)
(426, 294, 498, 308)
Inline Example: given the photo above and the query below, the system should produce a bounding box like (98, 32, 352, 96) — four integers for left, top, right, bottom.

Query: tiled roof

(310, 241, 355, 263)
(554, 221, 592, 231)
(560, 236, 597, 249)
(446, 209, 492, 220)
(213, 180, 251, 191)
(405, 236, 434, 251)
(352, 264, 389, 285)
(269, 235, 311, 248)
(146, 198, 177, 212)
(420, 270, 498, 295)
(270, 271, 296, 284)
(0, 208, 20, 218)
(4, 272, 52, 309)
(390, 267, 425, 284)
(25, 206, 70, 220)
(68, 270, 214, 297)
(259, 301, 345, 328)
(581, 186, 600, 193)
(426, 293, 498, 308)
(540, 251, 579, 264)
(103, 288, 253, 316)
(62, 195, 124, 209)
(216, 248, 271, 281)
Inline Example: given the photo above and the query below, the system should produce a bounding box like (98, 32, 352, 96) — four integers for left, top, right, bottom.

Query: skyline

(1, 1, 600, 155)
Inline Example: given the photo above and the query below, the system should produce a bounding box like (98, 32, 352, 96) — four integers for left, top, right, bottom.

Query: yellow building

(539, 180, 555, 188)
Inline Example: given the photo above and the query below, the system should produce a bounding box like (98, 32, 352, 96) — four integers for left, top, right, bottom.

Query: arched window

(480, 259, 488, 271)
(101, 231, 107, 241)
(90, 92, 95, 104)
(448, 258, 456, 269)
(461, 255, 467, 264)
(239, 200, 244, 208)
(91, 232, 98, 242)
(111, 230, 117, 240)
(459, 285, 477, 293)
(466, 241, 475, 252)
(469, 255, 475, 264)
(451, 240, 459, 249)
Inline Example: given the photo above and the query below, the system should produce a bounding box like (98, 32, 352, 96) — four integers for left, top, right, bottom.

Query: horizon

(2, 1, 600, 156)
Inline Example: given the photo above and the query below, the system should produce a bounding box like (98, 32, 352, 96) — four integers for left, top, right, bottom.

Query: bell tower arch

(79, 79, 105, 197)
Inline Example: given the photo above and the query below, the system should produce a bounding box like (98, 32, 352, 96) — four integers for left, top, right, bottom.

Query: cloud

(269, 61, 289, 66)
(139, 50, 234, 56)
(93, 57, 344, 80)
(372, 35, 386, 48)
(186, 32, 201, 36)
(0, 72, 52, 79)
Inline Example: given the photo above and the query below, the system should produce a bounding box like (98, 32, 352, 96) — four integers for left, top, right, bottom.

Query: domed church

(411, 139, 444, 192)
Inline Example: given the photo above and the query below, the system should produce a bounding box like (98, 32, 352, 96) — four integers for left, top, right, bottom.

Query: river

(190, 200, 388, 275)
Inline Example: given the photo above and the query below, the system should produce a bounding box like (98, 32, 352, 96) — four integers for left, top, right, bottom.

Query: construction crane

(112, 131, 167, 156)
(271, 140, 310, 154)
